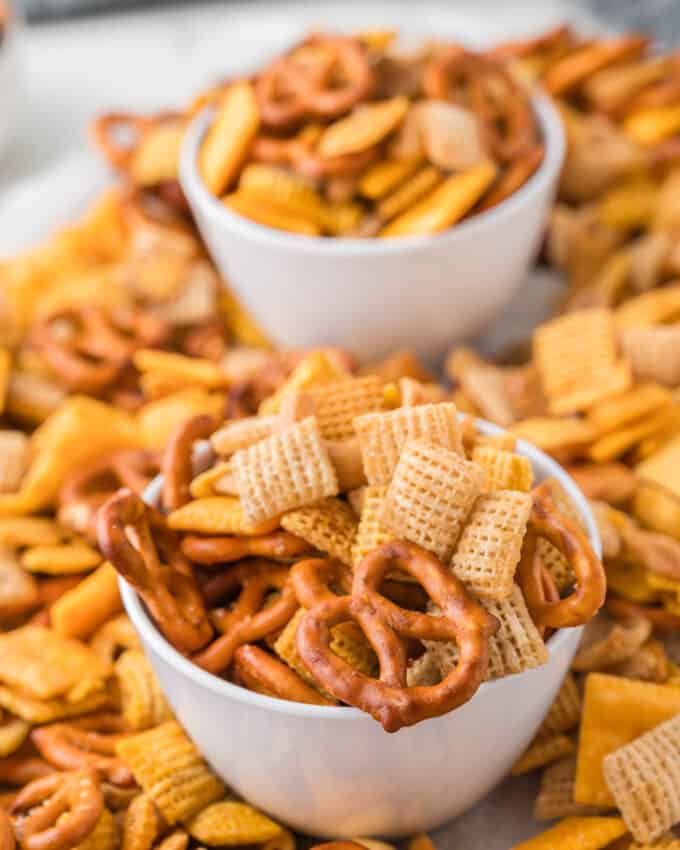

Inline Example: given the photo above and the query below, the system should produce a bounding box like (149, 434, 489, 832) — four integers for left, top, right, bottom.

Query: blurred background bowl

(180, 93, 565, 365)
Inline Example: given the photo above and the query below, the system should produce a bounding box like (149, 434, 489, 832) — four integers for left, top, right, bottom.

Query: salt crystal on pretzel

(354, 402, 462, 486)
(430, 584, 548, 681)
(511, 732, 575, 776)
(471, 445, 533, 492)
(534, 757, 604, 821)
(380, 440, 485, 561)
(307, 376, 385, 441)
(233, 418, 339, 524)
(116, 722, 224, 824)
(450, 490, 531, 600)
(281, 498, 358, 565)
(534, 309, 632, 415)
(603, 711, 680, 843)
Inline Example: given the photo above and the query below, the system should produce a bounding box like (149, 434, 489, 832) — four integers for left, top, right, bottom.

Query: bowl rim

(121, 417, 600, 724)
(179, 86, 565, 255)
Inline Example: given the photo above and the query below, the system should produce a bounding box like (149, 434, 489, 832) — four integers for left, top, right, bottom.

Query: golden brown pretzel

(31, 715, 133, 788)
(97, 490, 213, 653)
(296, 541, 498, 732)
(90, 111, 182, 173)
(255, 35, 375, 130)
(193, 561, 298, 674)
(251, 135, 378, 181)
(58, 449, 160, 540)
(517, 482, 606, 629)
(182, 531, 312, 564)
(0, 758, 54, 788)
(606, 593, 680, 634)
(31, 306, 169, 393)
(477, 145, 544, 211)
(10, 769, 103, 850)
(423, 46, 536, 163)
(290, 558, 351, 608)
(232, 644, 335, 705)
(161, 415, 217, 512)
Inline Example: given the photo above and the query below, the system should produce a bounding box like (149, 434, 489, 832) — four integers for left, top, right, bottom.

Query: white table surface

(0, 3, 597, 846)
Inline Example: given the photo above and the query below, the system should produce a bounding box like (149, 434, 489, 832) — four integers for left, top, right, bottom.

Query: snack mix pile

(2, 20, 680, 850)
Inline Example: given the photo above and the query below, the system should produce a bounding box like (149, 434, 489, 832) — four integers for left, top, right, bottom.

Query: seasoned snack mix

(5, 16, 680, 850)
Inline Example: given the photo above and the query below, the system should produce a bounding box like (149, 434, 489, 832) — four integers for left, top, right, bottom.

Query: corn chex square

(380, 439, 485, 561)
(533, 308, 632, 415)
(450, 490, 532, 600)
(308, 376, 385, 441)
(232, 417, 338, 524)
(116, 721, 224, 824)
(426, 584, 548, 682)
(354, 402, 462, 486)
(351, 485, 395, 568)
(281, 498, 358, 565)
(471, 445, 533, 492)
(603, 711, 680, 845)
(0, 625, 112, 701)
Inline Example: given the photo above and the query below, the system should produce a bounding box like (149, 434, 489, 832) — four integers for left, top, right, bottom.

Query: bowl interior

(179, 89, 565, 255)
(121, 417, 600, 721)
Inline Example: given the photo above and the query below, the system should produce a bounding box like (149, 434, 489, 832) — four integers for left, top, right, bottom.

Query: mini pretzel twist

(423, 46, 535, 163)
(58, 449, 160, 540)
(193, 561, 298, 674)
(31, 714, 133, 788)
(161, 415, 218, 511)
(607, 593, 680, 633)
(517, 482, 606, 630)
(97, 490, 213, 653)
(10, 769, 104, 850)
(254, 35, 375, 130)
(232, 644, 335, 706)
(90, 111, 182, 173)
(296, 540, 498, 732)
(182, 531, 312, 564)
(290, 557, 352, 607)
(31, 306, 169, 393)
(0, 759, 55, 788)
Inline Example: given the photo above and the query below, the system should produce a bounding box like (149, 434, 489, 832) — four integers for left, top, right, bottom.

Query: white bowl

(0, 5, 21, 159)
(121, 420, 599, 838)
(180, 95, 565, 365)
